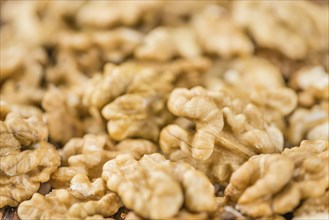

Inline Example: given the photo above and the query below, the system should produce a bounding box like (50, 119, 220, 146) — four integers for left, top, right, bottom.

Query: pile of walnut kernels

(0, 1, 328, 220)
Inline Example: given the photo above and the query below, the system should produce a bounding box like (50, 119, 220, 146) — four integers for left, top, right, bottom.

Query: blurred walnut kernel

(233, 1, 328, 59)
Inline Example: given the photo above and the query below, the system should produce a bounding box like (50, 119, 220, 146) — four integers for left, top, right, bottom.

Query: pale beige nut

(0, 45, 24, 81)
(160, 88, 283, 185)
(212, 206, 248, 220)
(0, 47, 47, 106)
(0, 112, 47, 155)
(44, 49, 90, 87)
(221, 57, 284, 90)
(0, 101, 43, 121)
(169, 210, 208, 220)
(76, 1, 162, 29)
(168, 87, 283, 159)
(102, 92, 172, 141)
(290, 66, 329, 106)
(1, 113, 47, 148)
(56, 31, 92, 51)
(128, 57, 211, 89)
(173, 162, 216, 212)
(114, 139, 158, 160)
(83, 58, 210, 109)
(101, 65, 175, 141)
(293, 213, 329, 220)
(1, 80, 45, 106)
(51, 134, 157, 188)
(0, 101, 11, 121)
(225, 140, 329, 218)
(247, 88, 297, 131)
(18, 176, 122, 219)
(192, 5, 253, 58)
(287, 102, 328, 145)
(233, 1, 328, 59)
(92, 28, 143, 63)
(125, 212, 143, 220)
(102, 153, 216, 219)
(218, 57, 297, 130)
(0, 1, 80, 47)
(160, 123, 245, 183)
(294, 190, 329, 218)
(135, 26, 201, 61)
(82, 63, 136, 110)
(1, 1, 46, 45)
(0, 141, 60, 208)
(161, 1, 214, 26)
(42, 87, 84, 145)
(160, 86, 283, 184)
(102, 153, 183, 219)
(126, 210, 208, 220)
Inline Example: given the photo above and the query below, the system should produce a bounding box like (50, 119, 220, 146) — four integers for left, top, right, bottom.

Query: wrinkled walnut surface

(225, 140, 329, 218)
(1, 0, 328, 219)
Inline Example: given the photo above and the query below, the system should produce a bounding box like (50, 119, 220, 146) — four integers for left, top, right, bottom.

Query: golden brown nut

(18, 176, 122, 219)
(192, 5, 253, 58)
(173, 162, 217, 213)
(287, 102, 328, 145)
(215, 57, 298, 130)
(168, 87, 283, 159)
(103, 153, 183, 219)
(76, 1, 162, 29)
(42, 87, 84, 145)
(100, 65, 175, 141)
(233, 1, 328, 59)
(290, 66, 329, 106)
(0, 141, 60, 208)
(51, 134, 157, 188)
(0, 45, 24, 81)
(293, 213, 329, 220)
(82, 63, 136, 110)
(0, 112, 47, 150)
(102, 92, 172, 141)
(92, 28, 143, 63)
(44, 49, 90, 87)
(127, 57, 211, 89)
(126, 210, 209, 220)
(294, 190, 329, 218)
(160, 87, 283, 184)
(225, 140, 329, 218)
(0, 101, 43, 121)
(0, 47, 46, 106)
(125, 212, 143, 220)
(83, 59, 210, 114)
(219, 57, 284, 90)
(135, 26, 201, 61)
(102, 153, 216, 219)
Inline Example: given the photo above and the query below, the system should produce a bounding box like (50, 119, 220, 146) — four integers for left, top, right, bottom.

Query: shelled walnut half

(0, 113, 60, 207)
(225, 140, 329, 218)
(18, 174, 122, 219)
(102, 153, 216, 219)
(51, 134, 157, 189)
(160, 86, 283, 185)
